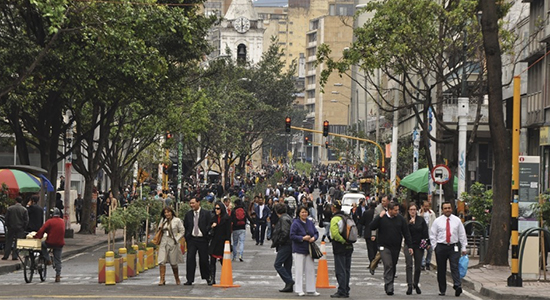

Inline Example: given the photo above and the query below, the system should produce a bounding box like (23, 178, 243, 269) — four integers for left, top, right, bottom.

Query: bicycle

(17, 239, 54, 283)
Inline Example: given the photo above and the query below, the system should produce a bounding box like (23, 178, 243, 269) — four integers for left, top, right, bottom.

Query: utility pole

(457, 29, 469, 202)
(390, 84, 399, 194)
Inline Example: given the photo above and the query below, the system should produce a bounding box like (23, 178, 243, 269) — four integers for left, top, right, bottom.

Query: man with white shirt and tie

(183, 198, 212, 285)
(429, 201, 468, 297)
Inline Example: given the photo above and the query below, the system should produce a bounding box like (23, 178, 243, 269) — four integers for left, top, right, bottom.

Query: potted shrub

(461, 182, 493, 231)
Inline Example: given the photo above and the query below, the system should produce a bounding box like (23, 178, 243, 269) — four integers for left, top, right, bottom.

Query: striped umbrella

(0, 169, 41, 198)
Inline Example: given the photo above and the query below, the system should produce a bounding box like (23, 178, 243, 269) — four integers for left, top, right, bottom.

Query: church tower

(212, 0, 265, 64)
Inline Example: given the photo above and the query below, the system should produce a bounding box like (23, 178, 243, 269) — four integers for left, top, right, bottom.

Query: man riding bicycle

(34, 208, 65, 282)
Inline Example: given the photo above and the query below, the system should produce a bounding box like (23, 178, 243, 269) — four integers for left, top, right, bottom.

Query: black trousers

(186, 237, 210, 283)
(435, 243, 461, 294)
(255, 220, 267, 244)
(403, 245, 424, 286)
(365, 238, 378, 263)
(2, 229, 24, 259)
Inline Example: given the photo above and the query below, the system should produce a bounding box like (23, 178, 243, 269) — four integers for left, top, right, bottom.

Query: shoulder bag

(301, 220, 323, 259)
(152, 220, 166, 245)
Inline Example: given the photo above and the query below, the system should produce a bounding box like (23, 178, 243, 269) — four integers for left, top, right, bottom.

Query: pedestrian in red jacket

(35, 208, 65, 282)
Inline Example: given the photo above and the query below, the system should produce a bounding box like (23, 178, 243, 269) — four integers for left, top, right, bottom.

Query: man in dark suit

(2, 196, 29, 260)
(254, 197, 270, 246)
(359, 202, 377, 265)
(26, 195, 43, 232)
(183, 198, 212, 285)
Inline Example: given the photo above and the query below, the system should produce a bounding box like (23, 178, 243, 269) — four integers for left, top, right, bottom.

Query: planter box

(98, 258, 105, 283)
(114, 257, 123, 283)
(137, 250, 145, 273)
(146, 247, 154, 269)
(127, 253, 137, 277)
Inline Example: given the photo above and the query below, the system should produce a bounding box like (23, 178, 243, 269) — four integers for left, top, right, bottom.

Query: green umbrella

(399, 168, 457, 193)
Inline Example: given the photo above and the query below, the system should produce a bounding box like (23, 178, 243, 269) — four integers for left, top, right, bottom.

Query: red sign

(431, 164, 451, 185)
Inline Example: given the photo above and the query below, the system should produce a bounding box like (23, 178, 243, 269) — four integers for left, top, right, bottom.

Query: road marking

(0, 296, 325, 300)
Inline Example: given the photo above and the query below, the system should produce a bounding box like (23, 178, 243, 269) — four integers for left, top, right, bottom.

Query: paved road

(0, 225, 492, 300)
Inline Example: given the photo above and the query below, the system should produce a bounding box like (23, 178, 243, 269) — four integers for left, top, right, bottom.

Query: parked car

(341, 192, 366, 215)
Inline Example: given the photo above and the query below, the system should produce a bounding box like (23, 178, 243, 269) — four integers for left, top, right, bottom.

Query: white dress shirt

(192, 208, 204, 237)
(429, 214, 467, 251)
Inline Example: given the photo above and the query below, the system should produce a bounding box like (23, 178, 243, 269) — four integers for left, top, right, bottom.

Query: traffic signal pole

(290, 125, 385, 168)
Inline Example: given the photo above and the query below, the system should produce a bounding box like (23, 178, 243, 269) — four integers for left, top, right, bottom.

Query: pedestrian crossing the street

(0, 238, 410, 290)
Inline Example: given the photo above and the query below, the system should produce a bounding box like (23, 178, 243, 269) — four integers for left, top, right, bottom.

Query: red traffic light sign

(431, 164, 451, 185)
(323, 120, 329, 137)
(285, 117, 291, 133)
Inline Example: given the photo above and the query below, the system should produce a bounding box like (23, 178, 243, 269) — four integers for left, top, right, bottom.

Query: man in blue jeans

(34, 208, 65, 282)
(231, 199, 248, 261)
(271, 203, 294, 292)
(330, 201, 354, 298)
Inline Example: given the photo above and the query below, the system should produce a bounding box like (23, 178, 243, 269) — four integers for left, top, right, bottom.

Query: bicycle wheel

(23, 255, 34, 283)
(37, 255, 47, 282)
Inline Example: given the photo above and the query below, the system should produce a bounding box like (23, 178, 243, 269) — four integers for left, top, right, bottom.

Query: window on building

(308, 32, 317, 43)
(310, 20, 319, 31)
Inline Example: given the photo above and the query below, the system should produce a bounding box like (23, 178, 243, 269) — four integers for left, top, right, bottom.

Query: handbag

(151, 228, 163, 245)
(309, 242, 323, 259)
(152, 220, 167, 245)
(419, 238, 429, 250)
(300, 221, 323, 259)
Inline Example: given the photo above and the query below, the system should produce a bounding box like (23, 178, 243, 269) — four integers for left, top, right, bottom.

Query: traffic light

(162, 163, 169, 175)
(325, 141, 329, 149)
(380, 166, 386, 174)
(285, 117, 291, 133)
(304, 136, 310, 145)
(323, 120, 329, 137)
(166, 131, 173, 139)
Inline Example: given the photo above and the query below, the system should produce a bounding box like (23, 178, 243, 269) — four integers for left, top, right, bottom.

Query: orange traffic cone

(213, 241, 240, 288)
(316, 241, 336, 289)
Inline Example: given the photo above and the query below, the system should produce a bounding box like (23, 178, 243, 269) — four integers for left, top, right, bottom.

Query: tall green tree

(479, 0, 511, 266)
(317, 0, 487, 202)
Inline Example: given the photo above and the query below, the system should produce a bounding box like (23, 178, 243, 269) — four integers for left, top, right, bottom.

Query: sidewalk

(0, 223, 124, 276)
(440, 255, 550, 300)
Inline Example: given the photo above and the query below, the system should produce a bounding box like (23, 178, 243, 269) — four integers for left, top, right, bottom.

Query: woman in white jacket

(157, 207, 185, 285)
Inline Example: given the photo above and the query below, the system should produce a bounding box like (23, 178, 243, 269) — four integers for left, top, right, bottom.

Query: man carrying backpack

(330, 200, 354, 298)
(232, 199, 249, 261)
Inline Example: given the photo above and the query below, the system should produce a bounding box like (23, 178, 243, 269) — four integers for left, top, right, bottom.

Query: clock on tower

(233, 17, 250, 33)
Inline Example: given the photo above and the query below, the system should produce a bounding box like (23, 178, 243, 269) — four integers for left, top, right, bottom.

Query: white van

(341, 192, 366, 215)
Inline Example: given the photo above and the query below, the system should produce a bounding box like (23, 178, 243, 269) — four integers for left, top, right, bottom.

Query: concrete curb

(442, 264, 550, 300)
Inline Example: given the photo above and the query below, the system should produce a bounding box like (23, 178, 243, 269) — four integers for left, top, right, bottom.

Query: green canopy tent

(399, 168, 457, 193)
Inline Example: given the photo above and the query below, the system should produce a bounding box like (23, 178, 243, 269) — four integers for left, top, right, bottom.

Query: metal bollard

(141, 243, 148, 271)
(119, 248, 127, 280)
(105, 251, 116, 285)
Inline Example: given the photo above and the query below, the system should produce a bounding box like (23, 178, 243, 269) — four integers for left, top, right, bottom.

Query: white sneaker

(307, 292, 320, 296)
(297, 292, 305, 296)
